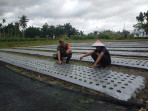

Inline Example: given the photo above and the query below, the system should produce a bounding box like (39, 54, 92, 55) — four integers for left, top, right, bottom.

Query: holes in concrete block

(133, 77, 136, 79)
(102, 85, 106, 88)
(89, 82, 93, 84)
(94, 79, 97, 81)
(111, 80, 114, 82)
(124, 83, 128, 86)
(114, 84, 117, 87)
(79, 79, 82, 81)
(96, 83, 99, 86)
(118, 82, 121, 84)
(100, 80, 104, 83)
(109, 87, 113, 90)
(121, 87, 125, 89)
(107, 82, 110, 84)
(74, 77, 77, 79)
(117, 90, 121, 93)
(128, 81, 132, 83)
(84, 80, 87, 82)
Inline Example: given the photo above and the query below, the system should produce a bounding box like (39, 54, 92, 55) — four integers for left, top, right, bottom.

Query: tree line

(0, 15, 83, 39)
(1, 11, 147, 40)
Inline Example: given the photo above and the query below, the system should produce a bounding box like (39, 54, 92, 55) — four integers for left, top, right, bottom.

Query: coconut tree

(19, 15, 29, 37)
(0, 23, 2, 38)
(2, 19, 6, 37)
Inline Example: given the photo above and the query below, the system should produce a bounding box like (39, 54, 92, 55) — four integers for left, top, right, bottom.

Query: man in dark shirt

(54, 39, 72, 64)
(80, 40, 111, 68)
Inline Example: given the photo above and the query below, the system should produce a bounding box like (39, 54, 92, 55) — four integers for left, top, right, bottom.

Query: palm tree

(2, 19, 6, 24)
(19, 15, 29, 37)
(2, 19, 6, 37)
(0, 23, 2, 38)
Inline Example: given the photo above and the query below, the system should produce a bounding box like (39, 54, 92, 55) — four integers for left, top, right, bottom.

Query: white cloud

(0, 0, 148, 34)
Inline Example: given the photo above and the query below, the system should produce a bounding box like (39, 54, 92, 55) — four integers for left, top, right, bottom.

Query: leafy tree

(14, 22, 21, 37)
(48, 25, 55, 38)
(134, 10, 148, 35)
(2, 19, 6, 37)
(19, 15, 29, 37)
(0, 23, 2, 38)
(41, 23, 49, 38)
(25, 26, 41, 38)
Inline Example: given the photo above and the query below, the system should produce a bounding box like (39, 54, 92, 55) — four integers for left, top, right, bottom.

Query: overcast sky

(0, 0, 148, 33)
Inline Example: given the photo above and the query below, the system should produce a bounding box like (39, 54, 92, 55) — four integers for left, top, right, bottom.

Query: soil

(0, 51, 148, 110)
(0, 62, 137, 111)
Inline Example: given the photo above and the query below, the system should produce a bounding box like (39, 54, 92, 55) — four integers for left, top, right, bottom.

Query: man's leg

(100, 55, 111, 68)
(66, 53, 72, 63)
(60, 53, 64, 61)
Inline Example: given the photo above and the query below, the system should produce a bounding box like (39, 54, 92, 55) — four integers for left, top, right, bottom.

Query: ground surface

(0, 62, 138, 111)
(0, 41, 148, 111)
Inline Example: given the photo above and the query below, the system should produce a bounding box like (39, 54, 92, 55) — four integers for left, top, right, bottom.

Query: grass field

(1, 38, 148, 49)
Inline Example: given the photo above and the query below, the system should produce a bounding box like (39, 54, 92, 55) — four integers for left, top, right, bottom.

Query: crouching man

(80, 40, 111, 68)
(54, 39, 72, 64)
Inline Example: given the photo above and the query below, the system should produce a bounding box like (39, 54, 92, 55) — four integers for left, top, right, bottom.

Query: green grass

(1, 37, 148, 49)
(54, 81, 62, 86)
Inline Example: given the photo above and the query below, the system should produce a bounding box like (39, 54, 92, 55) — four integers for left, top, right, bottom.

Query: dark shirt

(94, 47, 111, 60)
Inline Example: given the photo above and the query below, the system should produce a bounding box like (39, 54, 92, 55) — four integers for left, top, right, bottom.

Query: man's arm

(66, 43, 71, 53)
(57, 46, 62, 64)
(80, 51, 94, 60)
(90, 52, 104, 68)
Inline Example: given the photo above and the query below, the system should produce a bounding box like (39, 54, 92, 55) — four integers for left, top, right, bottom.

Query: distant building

(133, 29, 148, 37)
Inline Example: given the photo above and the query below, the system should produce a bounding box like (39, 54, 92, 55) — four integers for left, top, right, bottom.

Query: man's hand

(59, 60, 62, 64)
(80, 56, 83, 61)
(90, 64, 96, 68)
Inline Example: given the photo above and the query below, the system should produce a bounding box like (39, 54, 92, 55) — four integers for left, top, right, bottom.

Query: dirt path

(0, 62, 138, 111)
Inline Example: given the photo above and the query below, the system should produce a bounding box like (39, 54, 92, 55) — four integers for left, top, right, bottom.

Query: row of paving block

(0, 52, 146, 101)
(14, 47, 148, 57)
(24, 46, 148, 51)
(0, 49, 148, 70)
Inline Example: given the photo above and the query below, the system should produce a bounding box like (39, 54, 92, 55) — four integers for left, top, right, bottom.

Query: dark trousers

(91, 53, 111, 67)
(61, 53, 72, 63)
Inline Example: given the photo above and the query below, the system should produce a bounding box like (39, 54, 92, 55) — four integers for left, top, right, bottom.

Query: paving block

(0, 52, 146, 101)
(0, 49, 148, 70)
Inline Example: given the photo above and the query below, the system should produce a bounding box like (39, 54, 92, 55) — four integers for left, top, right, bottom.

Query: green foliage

(57, 34, 69, 40)
(25, 27, 41, 38)
(97, 32, 110, 39)
(19, 15, 29, 37)
(134, 10, 148, 34)
(70, 35, 87, 40)
(34, 36, 41, 39)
